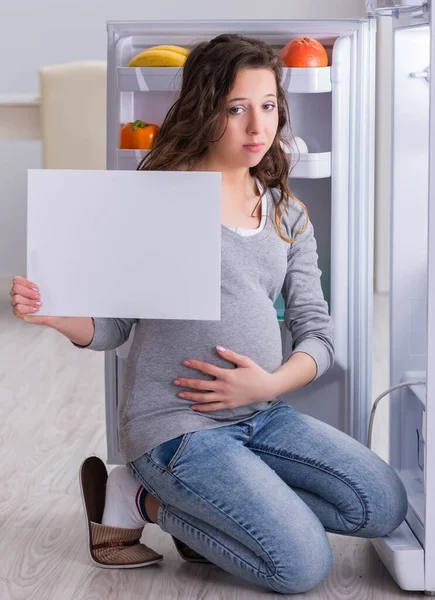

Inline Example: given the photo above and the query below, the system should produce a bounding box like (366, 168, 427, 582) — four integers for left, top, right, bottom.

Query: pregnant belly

(121, 300, 284, 424)
(135, 299, 284, 383)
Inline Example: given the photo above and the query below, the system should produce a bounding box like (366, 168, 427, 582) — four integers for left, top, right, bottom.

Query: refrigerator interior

(106, 20, 375, 469)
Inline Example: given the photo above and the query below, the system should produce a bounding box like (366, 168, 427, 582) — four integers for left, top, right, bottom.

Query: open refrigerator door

(366, 0, 435, 594)
(104, 17, 375, 512)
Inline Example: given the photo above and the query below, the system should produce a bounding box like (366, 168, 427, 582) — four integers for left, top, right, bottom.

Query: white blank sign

(27, 169, 222, 320)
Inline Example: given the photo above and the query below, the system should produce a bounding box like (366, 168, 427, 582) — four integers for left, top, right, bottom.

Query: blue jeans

(128, 401, 408, 595)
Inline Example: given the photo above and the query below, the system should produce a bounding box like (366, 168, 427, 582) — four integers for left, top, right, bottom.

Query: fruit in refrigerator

(144, 45, 190, 57)
(128, 46, 189, 67)
(128, 49, 186, 67)
(119, 120, 160, 149)
(281, 37, 328, 68)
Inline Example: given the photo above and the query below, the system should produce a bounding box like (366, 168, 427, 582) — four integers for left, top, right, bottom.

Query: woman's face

(208, 67, 279, 169)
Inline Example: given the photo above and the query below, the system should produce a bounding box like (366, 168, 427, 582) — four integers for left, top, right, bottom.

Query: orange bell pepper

(119, 120, 160, 149)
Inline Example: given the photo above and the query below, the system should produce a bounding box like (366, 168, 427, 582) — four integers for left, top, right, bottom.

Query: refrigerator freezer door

(371, 7, 433, 593)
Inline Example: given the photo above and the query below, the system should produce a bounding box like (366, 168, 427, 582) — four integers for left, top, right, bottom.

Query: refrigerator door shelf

(403, 371, 427, 409)
(118, 67, 181, 92)
(289, 153, 331, 179)
(116, 149, 332, 179)
(117, 66, 332, 94)
(282, 67, 331, 93)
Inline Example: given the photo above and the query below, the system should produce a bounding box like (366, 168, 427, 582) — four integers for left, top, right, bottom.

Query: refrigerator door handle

(410, 66, 430, 81)
(366, 0, 430, 18)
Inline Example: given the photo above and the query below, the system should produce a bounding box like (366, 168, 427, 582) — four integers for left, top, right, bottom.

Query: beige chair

(39, 60, 107, 170)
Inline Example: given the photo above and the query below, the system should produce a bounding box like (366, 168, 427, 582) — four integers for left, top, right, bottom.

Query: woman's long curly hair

(136, 33, 309, 243)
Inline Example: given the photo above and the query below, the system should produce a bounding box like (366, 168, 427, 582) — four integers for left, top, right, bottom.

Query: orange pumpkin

(119, 120, 160, 149)
(281, 37, 328, 68)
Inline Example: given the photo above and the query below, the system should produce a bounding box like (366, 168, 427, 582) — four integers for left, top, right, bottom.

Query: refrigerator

(102, 1, 434, 592)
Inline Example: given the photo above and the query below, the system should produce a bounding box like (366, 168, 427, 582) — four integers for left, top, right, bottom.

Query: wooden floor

(0, 276, 424, 599)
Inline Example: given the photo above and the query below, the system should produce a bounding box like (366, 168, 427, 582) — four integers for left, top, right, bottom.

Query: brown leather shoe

(80, 456, 163, 568)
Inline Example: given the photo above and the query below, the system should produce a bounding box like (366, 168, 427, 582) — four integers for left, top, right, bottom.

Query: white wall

(0, 0, 366, 277)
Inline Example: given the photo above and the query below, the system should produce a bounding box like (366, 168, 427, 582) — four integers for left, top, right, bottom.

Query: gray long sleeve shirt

(72, 185, 334, 463)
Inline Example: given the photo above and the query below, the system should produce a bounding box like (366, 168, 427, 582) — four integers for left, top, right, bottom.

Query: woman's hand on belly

(172, 346, 278, 412)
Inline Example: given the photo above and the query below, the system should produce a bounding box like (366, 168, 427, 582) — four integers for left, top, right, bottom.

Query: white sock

(101, 465, 151, 529)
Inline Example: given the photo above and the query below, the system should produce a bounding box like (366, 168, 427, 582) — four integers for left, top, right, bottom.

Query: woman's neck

(193, 161, 259, 204)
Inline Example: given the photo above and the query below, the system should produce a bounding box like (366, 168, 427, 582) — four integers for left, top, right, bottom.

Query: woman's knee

(266, 529, 333, 594)
(357, 462, 408, 538)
